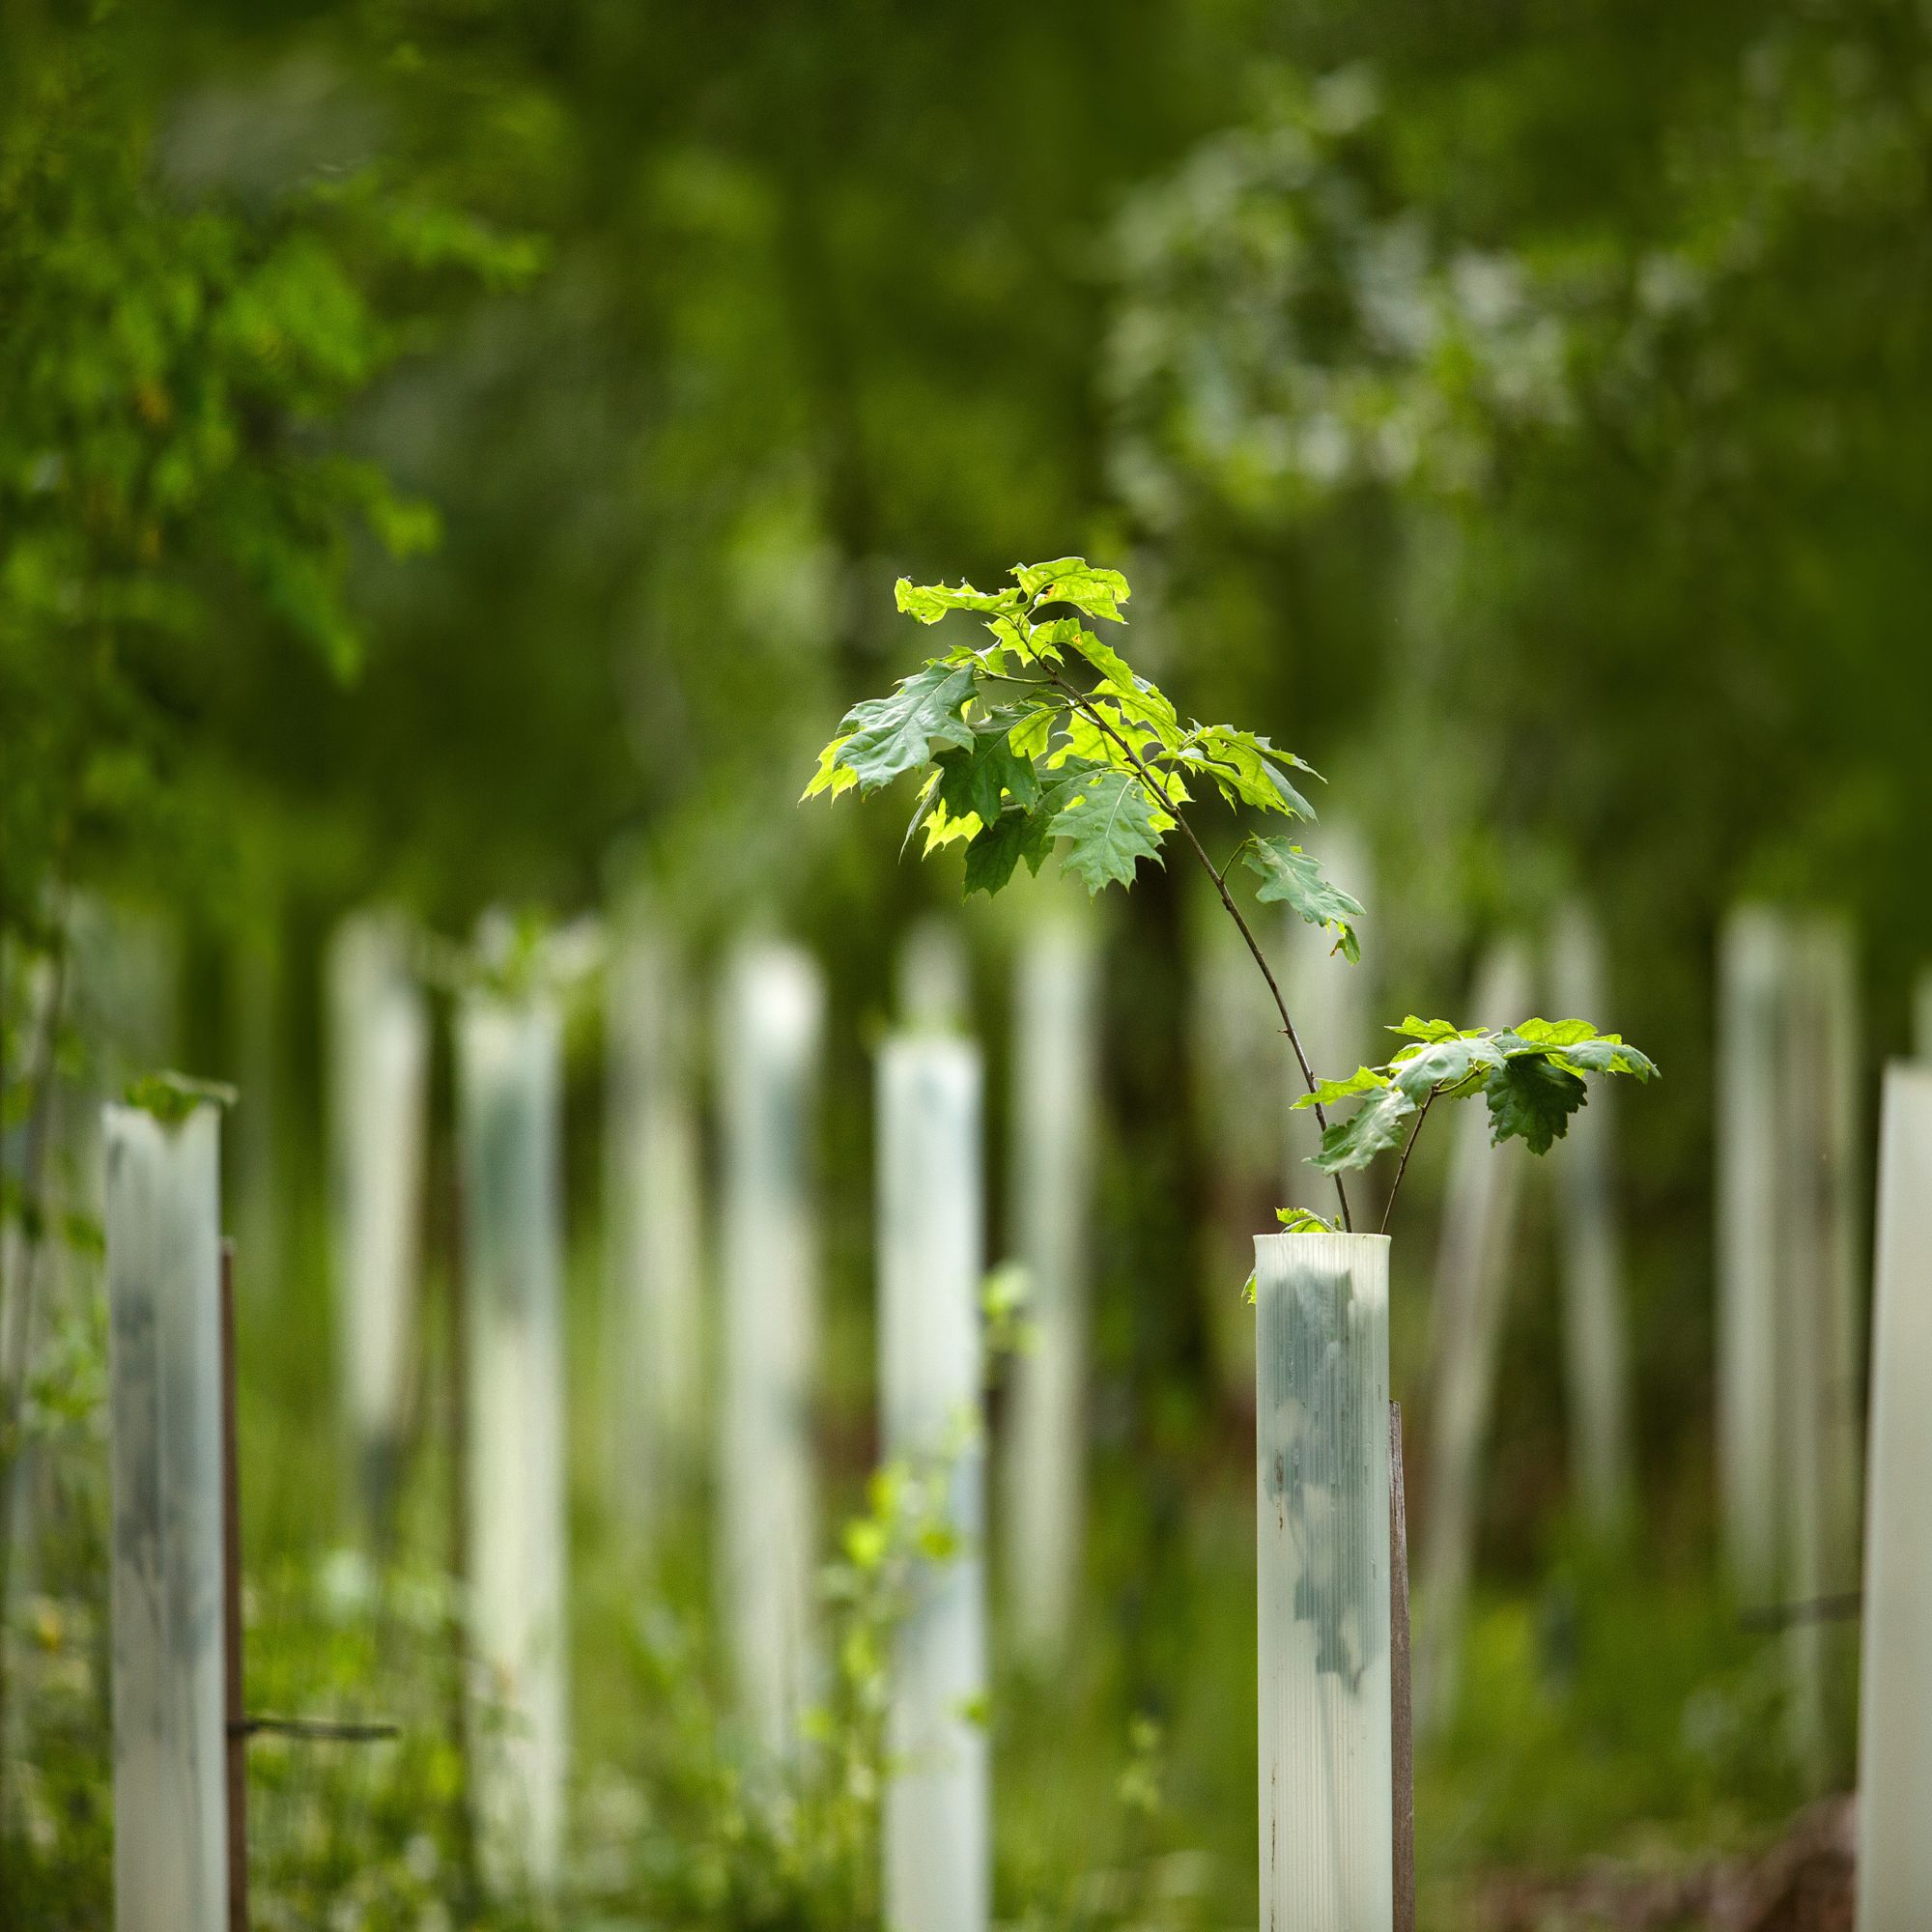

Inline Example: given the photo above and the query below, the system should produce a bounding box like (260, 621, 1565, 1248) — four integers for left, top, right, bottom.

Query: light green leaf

(921, 796, 981, 853)
(1241, 838, 1363, 962)
(1030, 572, 1128, 622)
(1387, 1015, 1470, 1043)
(896, 578, 1025, 624)
(837, 662, 977, 792)
(1008, 705, 1056, 761)
(802, 734, 860, 802)
(1291, 1065, 1390, 1113)
(1506, 1016, 1601, 1048)
(1274, 1207, 1340, 1233)
(1048, 767, 1166, 894)
(1012, 556, 1091, 596)
(1016, 557, 1131, 621)
(1181, 725, 1319, 819)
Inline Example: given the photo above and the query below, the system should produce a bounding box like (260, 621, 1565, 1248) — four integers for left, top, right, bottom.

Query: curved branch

(1049, 676, 1354, 1234)
(1380, 1090, 1435, 1236)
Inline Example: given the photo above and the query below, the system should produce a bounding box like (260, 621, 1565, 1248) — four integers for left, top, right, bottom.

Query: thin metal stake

(219, 1241, 249, 1932)
(1391, 1399, 1415, 1932)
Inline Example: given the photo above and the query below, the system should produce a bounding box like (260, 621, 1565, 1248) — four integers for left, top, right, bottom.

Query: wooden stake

(444, 1169, 476, 1895)
(219, 1240, 249, 1932)
(1391, 1399, 1415, 1932)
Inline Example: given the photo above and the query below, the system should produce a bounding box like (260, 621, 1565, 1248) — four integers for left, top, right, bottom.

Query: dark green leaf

(1310, 1083, 1417, 1174)
(934, 727, 1041, 823)
(1484, 1053, 1589, 1153)
(961, 805, 1055, 896)
(1241, 837, 1363, 961)
(1047, 767, 1166, 894)
(837, 662, 977, 792)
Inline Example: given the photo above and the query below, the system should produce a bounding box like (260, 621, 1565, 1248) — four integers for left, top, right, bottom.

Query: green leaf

(1506, 1017, 1601, 1048)
(961, 804, 1054, 896)
(1387, 1015, 1470, 1043)
(122, 1071, 240, 1124)
(1494, 1018, 1660, 1082)
(1241, 838, 1363, 962)
(1181, 725, 1318, 819)
(836, 662, 977, 793)
(1274, 1207, 1340, 1233)
(802, 734, 860, 803)
(1016, 556, 1131, 621)
(921, 797, 980, 853)
(934, 727, 1041, 823)
(1388, 1033, 1507, 1104)
(1311, 1084, 1417, 1174)
(1484, 1053, 1589, 1153)
(900, 772, 941, 855)
(1012, 556, 1090, 596)
(1553, 1036, 1658, 1080)
(896, 578, 1025, 624)
(1291, 1065, 1390, 1113)
(1008, 705, 1056, 762)
(1048, 767, 1166, 894)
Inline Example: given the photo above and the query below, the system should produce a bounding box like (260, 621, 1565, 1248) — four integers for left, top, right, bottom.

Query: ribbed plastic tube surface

(457, 992, 569, 1892)
(1254, 1230, 1392, 1932)
(1855, 1065, 1932, 1930)
(1002, 920, 1097, 1664)
(877, 1037, 987, 1932)
(605, 904, 703, 1543)
(104, 1102, 227, 1932)
(715, 941, 824, 1758)
(327, 912, 428, 1509)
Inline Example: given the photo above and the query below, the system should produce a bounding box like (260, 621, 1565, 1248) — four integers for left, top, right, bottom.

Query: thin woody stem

(1380, 1089, 1435, 1236)
(1048, 675, 1354, 1234)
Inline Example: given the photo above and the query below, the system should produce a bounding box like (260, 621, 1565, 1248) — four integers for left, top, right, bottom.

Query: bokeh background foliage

(3, 0, 1930, 1925)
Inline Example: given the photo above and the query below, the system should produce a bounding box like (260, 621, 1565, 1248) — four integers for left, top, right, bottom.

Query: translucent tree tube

(877, 1037, 987, 1932)
(605, 900, 703, 1548)
(1855, 1064, 1932, 1930)
(1254, 1229, 1392, 1932)
(715, 941, 823, 1757)
(327, 912, 429, 1521)
(1415, 941, 1530, 1733)
(1776, 915, 1861, 1790)
(1717, 906, 1788, 1599)
(103, 1100, 226, 1932)
(1548, 902, 1634, 1536)
(895, 916, 971, 1034)
(1002, 916, 1098, 1665)
(457, 991, 569, 1891)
